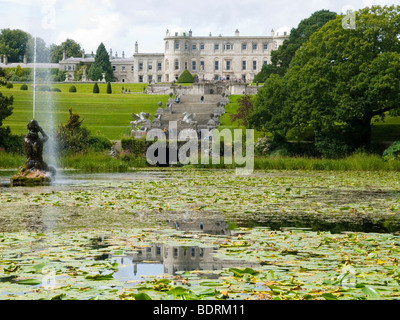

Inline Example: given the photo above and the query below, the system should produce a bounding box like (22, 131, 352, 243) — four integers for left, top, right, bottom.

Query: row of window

(138, 62, 163, 72)
(171, 59, 267, 72)
(112, 65, 134, 72)
(138, 73, 256, 83)
(170, 41, 270, 52)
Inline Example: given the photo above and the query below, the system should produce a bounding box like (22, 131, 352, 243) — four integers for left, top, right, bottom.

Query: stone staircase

(130, 93, 229, 139)
(155, 94, 227, 133)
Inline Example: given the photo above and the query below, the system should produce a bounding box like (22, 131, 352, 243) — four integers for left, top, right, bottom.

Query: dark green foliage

(121, 137, 149, 157)
(253, 64, 277, 84)
(0, 29, 31, 63)
(50, 39, 82, 63)
(88, 64, 103, 83)
(253, 10, 337, 83)
(177, 70, 194, 83)
(0, 92, 13, 127)
(314, 131, 352, 159)
(383, 141, 400, 161)
(251, 6, 400, 158)
(51, 88, 61, 92)
(20, 84, 28, 91)
(5, 68, 65, 82)
(88, 43, 113, 82)
(0, 92, 20, 153)
(88, 136, 113, 152)
(55, 108, 111, 155)
(93, 82, 100, 94)
(107, 82, 112, 94)
(5, 83, 13, 89)
(0, 132, 24, 154)
(69, 85, 77, 93)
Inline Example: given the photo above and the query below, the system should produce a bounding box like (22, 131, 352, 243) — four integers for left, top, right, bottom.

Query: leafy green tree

(88, 64, 103, 82)
(88, 43, 113, 82)
(0, 29, 31, 63)
(50, 39, 82, 63)
(177, 70, 194, 83)
(26, 37, 50, 63)
(250, 5, 400, 155)
(253, 10, 337, 83)
(0, 91, 14, 149)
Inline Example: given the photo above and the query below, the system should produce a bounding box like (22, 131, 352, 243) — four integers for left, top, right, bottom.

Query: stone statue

(181, 112, 197, 129)
(25, 120, 50, 171)
(131, 112, 151, 130)
(10, 120, 56, 186)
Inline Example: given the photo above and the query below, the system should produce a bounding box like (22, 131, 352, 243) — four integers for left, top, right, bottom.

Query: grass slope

(1, 84, 168, 140)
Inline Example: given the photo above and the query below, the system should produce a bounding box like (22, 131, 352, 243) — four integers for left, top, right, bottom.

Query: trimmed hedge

(177, 70, 194, 84)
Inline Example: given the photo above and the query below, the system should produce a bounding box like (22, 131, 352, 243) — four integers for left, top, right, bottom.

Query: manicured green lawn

(2, 84, 400, 143)
(1, 84, 169, 140)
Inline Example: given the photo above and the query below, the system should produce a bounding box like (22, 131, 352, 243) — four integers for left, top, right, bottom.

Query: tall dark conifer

(88, 43, 113, 82)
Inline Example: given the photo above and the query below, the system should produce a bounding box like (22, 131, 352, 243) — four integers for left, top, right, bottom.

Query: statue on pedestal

(11, 120, 56, 186)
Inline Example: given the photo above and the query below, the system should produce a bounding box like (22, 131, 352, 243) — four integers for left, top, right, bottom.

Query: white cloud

(0, 0, 399, 55)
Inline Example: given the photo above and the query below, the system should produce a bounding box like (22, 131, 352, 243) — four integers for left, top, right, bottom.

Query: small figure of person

(200, 96, 204, 104)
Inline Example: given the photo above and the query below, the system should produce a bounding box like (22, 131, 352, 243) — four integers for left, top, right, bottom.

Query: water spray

(33, 36, 37, 120)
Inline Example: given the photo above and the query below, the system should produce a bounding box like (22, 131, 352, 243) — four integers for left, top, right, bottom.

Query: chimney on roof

(82, 49, 85, 59)
(122, 51, 125, 59)
(189, 30, 192, 37)
(62, 49, 66, 61)
(235, 29, 240, 37)
(23, 54, 27, 64)
(271, 29, 275, 37)
(135, 41, 139, 54)
(110, 48, 113, 59)
(3, 54, 7, 65)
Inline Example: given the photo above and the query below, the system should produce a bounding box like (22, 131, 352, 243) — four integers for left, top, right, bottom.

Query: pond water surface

(0, 169, 399, 300)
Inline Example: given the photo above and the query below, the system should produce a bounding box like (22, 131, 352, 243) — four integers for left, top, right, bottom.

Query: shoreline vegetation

(2, 151, 400, 173)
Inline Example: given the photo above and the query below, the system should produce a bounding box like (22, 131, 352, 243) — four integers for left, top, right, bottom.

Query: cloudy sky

(0, 0, 397, 56)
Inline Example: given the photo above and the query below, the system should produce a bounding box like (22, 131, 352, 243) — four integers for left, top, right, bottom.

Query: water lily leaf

(132, 293, 152, 300)
(192, 287, 216, 297)
(16, 279, 42, 286)
(85, 273, 114, 281)
(362, 286, 381, 299)
(200, 281, 223, 287)
(167, 286, 189, 297)
(322, 293, 339, 300)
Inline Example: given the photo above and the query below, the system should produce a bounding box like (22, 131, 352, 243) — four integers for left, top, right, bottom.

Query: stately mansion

(0, 28, 290, 83)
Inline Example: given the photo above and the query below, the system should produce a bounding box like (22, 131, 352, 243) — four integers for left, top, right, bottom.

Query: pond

(0, 169, 399, 300)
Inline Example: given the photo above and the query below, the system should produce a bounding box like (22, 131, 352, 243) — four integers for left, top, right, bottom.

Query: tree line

(0, 28, 83, 64)
(245, 5, 400, 158)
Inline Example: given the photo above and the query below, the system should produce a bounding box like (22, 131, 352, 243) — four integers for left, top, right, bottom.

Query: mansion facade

(1, 28, 290, 83)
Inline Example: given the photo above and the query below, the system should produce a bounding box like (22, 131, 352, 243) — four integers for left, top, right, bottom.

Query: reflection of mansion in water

(121, 219, 258, 275)
(0, 27, 289, 84)
(126, 243, 258, 276)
